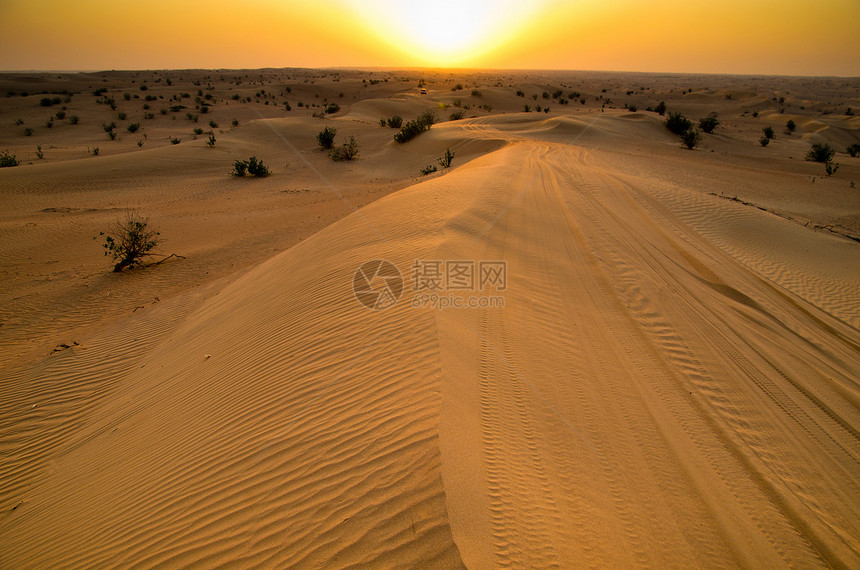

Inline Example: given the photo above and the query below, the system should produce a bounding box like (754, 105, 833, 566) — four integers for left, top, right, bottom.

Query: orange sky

(0, 0, 857, 75)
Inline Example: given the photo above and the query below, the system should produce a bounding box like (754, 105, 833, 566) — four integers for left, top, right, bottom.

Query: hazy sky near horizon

(0, 0, 857, 76)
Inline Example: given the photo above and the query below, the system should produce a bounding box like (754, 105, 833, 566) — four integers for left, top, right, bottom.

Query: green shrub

(762, 125, 775, 140)
(55, 110, 66, 120)
(127, 122, 140, 133)
(786, 119, 796, 134)
(209, 120, 218, 128)
(0, 150, 19, 167)
(206, 133, 216, 147)
(98, 211, 160, 272)
(438, 147, 455, 167)
(232, 159, 247, 176)
(24, 127, 33, 136)
(515, 90, 525, 97)
(325, 103, 340, 114)
(35, 145, 43, 159)
(330, 136, 359, 161)
(103, 121, 116, 133)
(806, 143, 835, 163)
(69, 115, 79, 124)
(420, 164, 437, 175)
(759, 136, 770, 147)
(394, 110, 436, 143)
(117, 112, 127, 120)
(386, 115, 403, 128)
(170, 137, 181, 145)
(231, 118, 239, 127)
(699, 115, 719, 133)
(666, 112, 692, 135)
(847, 143, 860, 157)
(449, 111, 464, 121)
(193, 127, 204, 135)
(247, 156, 270, 176)
(317, 126, 337, 149)
(233, 156, 270, 176)
(682, 129, 702, 149)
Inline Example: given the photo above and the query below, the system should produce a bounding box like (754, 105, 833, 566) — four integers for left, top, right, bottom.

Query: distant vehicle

(419, 88, 427, 95)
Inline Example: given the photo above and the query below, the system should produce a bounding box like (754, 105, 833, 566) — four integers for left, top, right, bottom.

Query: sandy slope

(1, 70, 859, 567)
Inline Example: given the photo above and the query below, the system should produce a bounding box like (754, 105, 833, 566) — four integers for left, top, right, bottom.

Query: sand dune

(1, 70, 859, 567)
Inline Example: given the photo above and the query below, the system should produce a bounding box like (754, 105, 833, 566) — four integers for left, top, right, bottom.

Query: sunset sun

(343, 0, 546, 65)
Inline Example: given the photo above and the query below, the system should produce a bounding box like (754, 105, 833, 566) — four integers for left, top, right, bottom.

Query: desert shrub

(786, 119, 796, 134)
(0, 150, 19, 167)
(420, 164, 437, 175)
(542, 91, 550, 99)
(55, 110, 66, 120)
(752, 110, 759, 118)
(14, 118, 23, 125)
(232, 159, 247, 176)
(825, 162, 839, 176)
(46, 118, 53, 128)
(170, 137, 181, 145)
(127, 122, 140, 133)
(108, 132, 117, 140)
(103, 121, 116, 133)
(394, 110, 436, 143)
(117, 112, 127, 120)
(330, 136, 359, 161)
(233, 156, 270, 176)
(653, 101, 666, 115)
(137, 140, 144, 147)
(91, 147, 99, 155)
(124, 93, 132, 101)
(449, 111, 464, 121)
(627, 104, 638, 112)
(35, 145, 43, 159)
(471, 89, 482, 97)
(208, 120, 217, 128)
(699, 115, 719, 133)
(762, 126, 775, 140)
(666, 112, 692, 135)
(247, 156, 270, 176)
(40, 97, 61, 107)
(682, 129, 702, 149)
(451, 83, 463, 91)
(759, 136, 770, 147)
(24, 127, 33, 136)
(847, 143, 860, 157)
(69, 115, 79, 124)
(186, 112, 198, 122)
(806, 143, 835, 163)
(516, 90, 525, 97)
(317, 126, 337, 149)
(379, 118, 387, 127)
(535, 105, 542, 112)
(144, 112, 154, 119)
(438, 147, 455, 167)
(524, 104, 531, 112)
(231, 118, 239, 127)
(386, 115, 403, 128)
(98, 211, 160, 272)
(325, 103, 340, 114)
(206, 133, 216, 147)
(193, 127, 204, 135)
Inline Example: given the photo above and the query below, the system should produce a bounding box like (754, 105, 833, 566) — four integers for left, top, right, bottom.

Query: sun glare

(342, 0, 546, 66)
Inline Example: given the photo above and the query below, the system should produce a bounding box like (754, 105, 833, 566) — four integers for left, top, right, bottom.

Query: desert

(0, 11, 859, 569)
